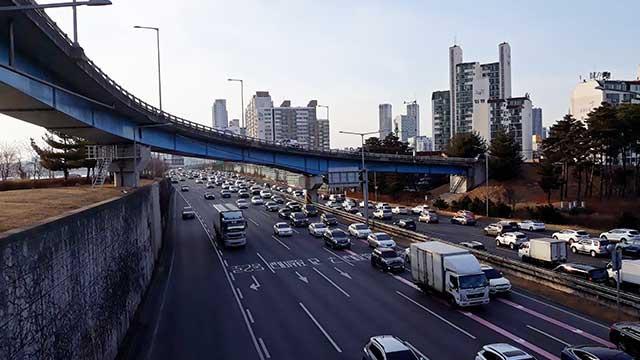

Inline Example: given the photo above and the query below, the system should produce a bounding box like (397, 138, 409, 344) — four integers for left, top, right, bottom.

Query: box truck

(410, 242, 490, 307)
(212, 203, 247, 247)
(518, 237, 567, 267)
(608, 260, 640, 288)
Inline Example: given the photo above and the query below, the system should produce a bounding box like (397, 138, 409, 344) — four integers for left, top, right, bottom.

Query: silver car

(599, 228, 640, 243)
(307, 222, 328, 237)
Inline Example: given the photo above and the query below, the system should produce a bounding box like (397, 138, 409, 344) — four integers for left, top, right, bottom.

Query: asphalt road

(125, 180, 617, 360)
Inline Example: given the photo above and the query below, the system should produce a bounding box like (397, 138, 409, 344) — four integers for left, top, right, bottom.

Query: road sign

(611, 245, 623, 271)
(327, 167, 361, 188)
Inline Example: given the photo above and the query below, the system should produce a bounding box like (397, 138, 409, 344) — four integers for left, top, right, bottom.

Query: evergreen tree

(488, 128, 523, 180)
(537, 159, 561, 204)
(446, 132, 486, 158)
(30, 131, 95, 180)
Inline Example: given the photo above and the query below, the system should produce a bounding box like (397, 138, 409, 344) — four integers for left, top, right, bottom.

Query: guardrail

(314, 202, 640, 316)
(17, 2, 479, 167)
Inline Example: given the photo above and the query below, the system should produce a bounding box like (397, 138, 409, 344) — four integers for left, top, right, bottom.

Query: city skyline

(1, 0, 639, 149)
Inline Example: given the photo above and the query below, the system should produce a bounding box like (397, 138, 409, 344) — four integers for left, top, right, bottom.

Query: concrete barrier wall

(0, 182, 167, 360)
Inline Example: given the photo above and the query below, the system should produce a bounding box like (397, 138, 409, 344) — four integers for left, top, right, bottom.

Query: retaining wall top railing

(15, 1, 479, 168)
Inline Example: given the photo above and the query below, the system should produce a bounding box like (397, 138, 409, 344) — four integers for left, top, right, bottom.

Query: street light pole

(340, 130, 380, 226)
(134, 26, 163, 111)
(228, 78, 244, 131)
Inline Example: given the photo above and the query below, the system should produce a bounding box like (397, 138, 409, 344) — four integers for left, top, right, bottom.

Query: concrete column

(109, 144, 150, 187)
(302, 175, 323, 203)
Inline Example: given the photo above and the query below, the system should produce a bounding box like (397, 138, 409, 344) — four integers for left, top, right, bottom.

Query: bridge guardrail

(312, 202, 640, 314)
(19, 1, 479, 167)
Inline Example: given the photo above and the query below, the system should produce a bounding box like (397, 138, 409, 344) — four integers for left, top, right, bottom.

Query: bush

(618, 212, 640, 228)
(0, 177, 92, 191)
(491, 202, 512, 218)
(433, 198, 448, 210)
(527, 205, 566, 224)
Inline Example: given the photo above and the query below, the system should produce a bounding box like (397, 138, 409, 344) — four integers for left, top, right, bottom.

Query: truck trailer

(518, 237, 567, 267)
(212, 203, 247, 248)
(410, 241, 490, 307)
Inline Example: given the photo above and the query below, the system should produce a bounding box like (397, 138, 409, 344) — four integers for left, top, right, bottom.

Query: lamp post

(228, 78, 244, 131)
(134, 25, 163, 111)
(340, 130, 381, 225)
(0, 0, 112, 46)
(132, 123, 171, 187)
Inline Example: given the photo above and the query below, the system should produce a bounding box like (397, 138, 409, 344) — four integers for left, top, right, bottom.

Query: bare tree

(0, 142, 18, 180)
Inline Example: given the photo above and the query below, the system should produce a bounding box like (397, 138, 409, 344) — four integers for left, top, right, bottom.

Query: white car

(570, 238, 609, 257)
(517, 220, 546, 231)
(599, 228, 640, 243)
(363, 336, 424, 360)
(552, 229, 590, 244)
(359, 201, 375, 208)
(273, 222, 293, 236)
(373, 208, 392, 220)
(475, 343, 534, 360)
(259, 190, 272, 199)
(250, 196, 264, 205)
(367, 232, 396, 248)
(418, 210, 439, 223)
(348, 223, 372, 238)
(308, 222, 328, 237)
(391, 206, 409, 215)
(481, 265, 511, 295)
(235, 199, 249, 209)
(495, 232, 528, 250)
(375, 202, 390, 210)
(411, 205, 430, 214)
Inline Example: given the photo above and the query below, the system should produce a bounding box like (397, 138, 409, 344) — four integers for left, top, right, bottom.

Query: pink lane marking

(497, 298, 614, 347)
(345, 249, 363, 258)
(461, 311, 560, 360)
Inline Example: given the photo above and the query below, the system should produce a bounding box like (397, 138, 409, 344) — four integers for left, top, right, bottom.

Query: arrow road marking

(295, 271, 309, 283)
(249, 275, 261, 291)
(333, 267, 352, 279)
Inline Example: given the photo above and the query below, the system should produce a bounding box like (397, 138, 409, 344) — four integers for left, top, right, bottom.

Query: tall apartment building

(228, 119, 241, 134)
(394, 114, 417, 142)
(532, 107, 542, 137)
(570, 71, 640, 121)
(317, 118, 330, 150)
(378, 104, 393, 138)
(431, 90, 451, 151)
(245, 91, 274, 140)
(212, 99, 228, 129)
(488, 96, 533, 160)
(405, 101, 419, 137)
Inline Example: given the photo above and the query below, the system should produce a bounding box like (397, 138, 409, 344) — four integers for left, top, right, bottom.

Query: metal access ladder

(87, 145, 115, 187)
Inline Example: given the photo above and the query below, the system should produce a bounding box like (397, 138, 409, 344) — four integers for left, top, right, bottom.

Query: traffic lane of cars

(176, 183, 616, 360)
(149, 186, 257, 360)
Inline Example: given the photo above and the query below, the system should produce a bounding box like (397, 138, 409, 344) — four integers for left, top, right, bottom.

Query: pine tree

(446, 132, 486, 158)
(30, 131, 95, 180)
(488, 128, 523, 180)
(537, 159, 561, 204)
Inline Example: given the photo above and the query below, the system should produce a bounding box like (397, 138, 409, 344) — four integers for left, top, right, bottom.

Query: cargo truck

(518, 237, 567, 267)
(410, 241, 490, 307)
(212, 203, 247, 247)
(608, 260, 640, 289)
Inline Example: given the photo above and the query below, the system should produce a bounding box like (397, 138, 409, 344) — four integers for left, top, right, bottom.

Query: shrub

(618, 212, 640, 228)
(0, 177, 92, 191)
(433, 198, 448, 210)
(527, 205, 566, 224)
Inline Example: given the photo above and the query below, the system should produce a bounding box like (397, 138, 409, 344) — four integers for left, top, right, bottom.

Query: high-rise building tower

(378, 104, 392, 138)
(499, 42, 512, 99)
(532, 108, 542, 137)
(449, 45, 463, 136)
(212, 99, 228, 129)
(245, 92, 274, 140)
(432, 90, 451, 151)
(405, 101, 420, 137)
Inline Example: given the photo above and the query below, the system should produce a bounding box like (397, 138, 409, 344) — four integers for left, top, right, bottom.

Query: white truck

(410, 242, 490, 307)
(518, 237, 567, 266)
(608, 260, 640, 288)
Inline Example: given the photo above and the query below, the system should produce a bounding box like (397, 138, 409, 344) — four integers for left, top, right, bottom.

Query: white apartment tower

(378, 104, 393, 138)
(245, 92, 274, 140)
(212, 99, 229, 129)
(405, 101, 420, 137)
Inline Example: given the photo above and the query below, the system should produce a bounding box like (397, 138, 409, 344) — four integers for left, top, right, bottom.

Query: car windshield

(629, 230, 639, 235)
(380, 251, 399, 259)
(324, 214, 336, 219)
(482, 269, 503, 279)
(404, 220, 415, 225)
(459, 274, 488, 289)
(313, 223, 326, 229)
(276, 223, 289, 229)
(515, 234, 527, 239)
(354, 224, 368, 230)
(293, 213, 306, 219)
(588, 268, 608, 280)
(386, 350, 418, 360)
(305, 205, 316, 210)
(576, 231, 589, 236)
(222, 211, 243, 220)
(332, 231, 347, 239)
(376, 234, 391, 241)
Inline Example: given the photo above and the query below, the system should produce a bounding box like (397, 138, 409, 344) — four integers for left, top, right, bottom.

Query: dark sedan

(393, 219, 416, 231)
(278, 208, 292, 219)
(610, 322, 640, 358)
(553, 263, 609, 283)
(561, 345, 633, 360)
(321, 213, 338, 226)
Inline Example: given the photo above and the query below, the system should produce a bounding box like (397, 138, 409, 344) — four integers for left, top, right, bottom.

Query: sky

(2, 0, 640, 149)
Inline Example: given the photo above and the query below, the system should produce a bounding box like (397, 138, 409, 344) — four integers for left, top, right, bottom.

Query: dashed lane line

(299, 302, 343, 353)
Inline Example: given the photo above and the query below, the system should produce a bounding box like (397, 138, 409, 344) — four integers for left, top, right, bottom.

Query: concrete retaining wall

(0, 182, 167, 360)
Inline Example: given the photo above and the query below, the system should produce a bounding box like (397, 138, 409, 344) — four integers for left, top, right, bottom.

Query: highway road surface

(123, 180, 616, 360)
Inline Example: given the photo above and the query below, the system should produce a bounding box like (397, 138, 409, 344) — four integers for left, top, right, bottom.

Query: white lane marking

(248, 217, 260, 226)
(333, 266, 352, 279)
(146, 242, 176, 360)
(510, 290, 609, 330)
(179, 192, 265, 360)
(246, 308, 255, 324)
(396, 291, 476, 339)
(392, 275, 422, 291)
(345, 249, 364, 259)
(295, 271, 309, 283)
(312, 267, 350, 297)
(527, 325, 571, 346)
(237, 288, 244, 300)
(256, 252, 276, 274)
(223, 259, 229, 267)
(258, 338, 271, 359)
(322, 247, 355, 267)
(249, 275, 261, 291)
(230, 272, 236, 281)
(299, 302, 343, 353)
(271, 235, 291, 250)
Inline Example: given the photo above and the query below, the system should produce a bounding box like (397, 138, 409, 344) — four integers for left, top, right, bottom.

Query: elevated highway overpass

(0, 0, 482, 190)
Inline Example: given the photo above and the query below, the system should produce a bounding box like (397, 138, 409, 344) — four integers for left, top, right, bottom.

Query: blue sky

(3, 0, 640, 149)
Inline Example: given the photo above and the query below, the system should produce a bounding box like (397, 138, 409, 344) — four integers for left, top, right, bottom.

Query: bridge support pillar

(108, 144, 151, 187)
(449, 161, 485, 193)
(302, 175, 324, 203)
